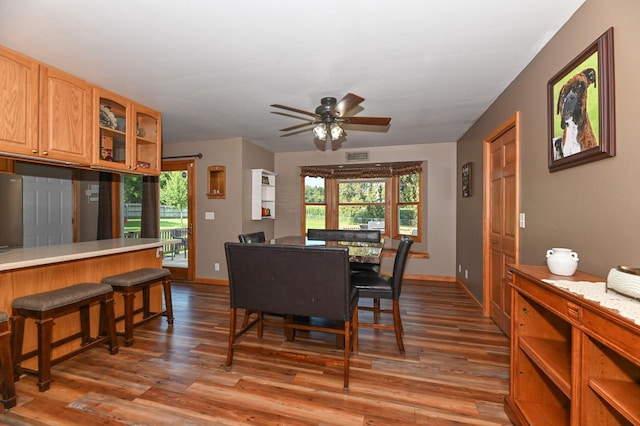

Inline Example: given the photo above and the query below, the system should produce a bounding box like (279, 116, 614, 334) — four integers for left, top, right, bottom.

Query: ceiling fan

(270, 93, 391, 143)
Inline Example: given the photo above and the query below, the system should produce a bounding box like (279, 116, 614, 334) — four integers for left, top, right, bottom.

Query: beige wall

(163, 137, 274, 281)
(274, 142, 457, 278)
(457, 0, 640, 301)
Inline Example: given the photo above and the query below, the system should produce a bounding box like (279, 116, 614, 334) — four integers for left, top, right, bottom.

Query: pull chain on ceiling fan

(270, 93, 391, 144)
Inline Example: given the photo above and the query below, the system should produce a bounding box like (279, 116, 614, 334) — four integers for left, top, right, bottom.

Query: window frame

(301, 166, 423, 241)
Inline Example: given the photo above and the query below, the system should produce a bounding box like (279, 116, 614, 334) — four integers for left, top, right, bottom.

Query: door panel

(161, 159, 195, 281)
(483, 115, 519, 337)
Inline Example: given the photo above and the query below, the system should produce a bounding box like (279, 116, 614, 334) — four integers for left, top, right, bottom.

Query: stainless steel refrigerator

(0, 173, 23, 249)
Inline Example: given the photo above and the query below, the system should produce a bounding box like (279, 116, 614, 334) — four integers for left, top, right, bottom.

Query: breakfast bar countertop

(0, 238, 178, 272)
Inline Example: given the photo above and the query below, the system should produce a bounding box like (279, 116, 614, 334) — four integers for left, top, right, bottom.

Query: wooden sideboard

(505, 264, 640, 425)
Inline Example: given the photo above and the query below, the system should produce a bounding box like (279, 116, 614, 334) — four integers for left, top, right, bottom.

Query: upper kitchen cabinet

(0, 45, 39, 156)
(94, 88, 132, 172)
(93, 88, 161, 175)
(39, 65, 92, 164)
(131, 102, 161, 175)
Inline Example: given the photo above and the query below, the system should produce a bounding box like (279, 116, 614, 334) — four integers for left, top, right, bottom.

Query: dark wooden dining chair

(350, 236, 413, 353)
(237, 231, 267, 327)
(238, 231, 266, 244)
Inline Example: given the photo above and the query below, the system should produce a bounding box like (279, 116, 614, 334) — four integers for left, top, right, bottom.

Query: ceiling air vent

(345, 151, 369, 162)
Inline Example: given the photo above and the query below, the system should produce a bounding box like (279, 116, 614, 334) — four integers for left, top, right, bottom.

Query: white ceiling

(0, 0, 584, 153)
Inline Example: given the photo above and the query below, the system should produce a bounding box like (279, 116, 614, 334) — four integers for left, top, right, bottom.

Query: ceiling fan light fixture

(330, 123, 344, 139)
(313, 123, 327, 141)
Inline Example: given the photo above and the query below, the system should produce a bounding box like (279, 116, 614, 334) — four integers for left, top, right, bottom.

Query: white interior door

(16, 162, 73, 247)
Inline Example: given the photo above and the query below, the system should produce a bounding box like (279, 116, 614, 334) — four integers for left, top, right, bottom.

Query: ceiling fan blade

(281, 127, 313, 137)
(334, 93, 365, 117)
(280, 121, 315, 132)
(271, 111, 315, 121)
(271, 104, 318, 118)
(342, 116, 391, 126)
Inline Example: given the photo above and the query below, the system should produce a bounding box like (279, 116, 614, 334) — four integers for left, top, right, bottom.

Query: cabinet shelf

(588, 379, 640, 424)
(517, 400, 570, 426)
(519, 336, 571, 396)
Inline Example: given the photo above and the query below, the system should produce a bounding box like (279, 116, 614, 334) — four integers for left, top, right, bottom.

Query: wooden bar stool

(0, 312, 16, 409)
(11, 283, 119, 392)
(101, 268, 173, 347)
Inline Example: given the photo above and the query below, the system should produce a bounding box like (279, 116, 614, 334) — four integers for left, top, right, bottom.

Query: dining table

(271, 235, 383, 265)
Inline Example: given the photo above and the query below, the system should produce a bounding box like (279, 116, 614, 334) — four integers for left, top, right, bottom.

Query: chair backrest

(238, 231, 266, 243)
(391, 236, 414, 299)
(307, 228, 381, 243)
(224, 242, 355, 321)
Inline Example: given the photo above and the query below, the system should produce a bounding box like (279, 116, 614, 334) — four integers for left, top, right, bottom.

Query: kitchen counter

(0, 238, 176, 272)
(0, 238, 177, 368)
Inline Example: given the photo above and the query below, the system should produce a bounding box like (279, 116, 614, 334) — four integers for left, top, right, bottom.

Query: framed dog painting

(547, 27, 615, 172)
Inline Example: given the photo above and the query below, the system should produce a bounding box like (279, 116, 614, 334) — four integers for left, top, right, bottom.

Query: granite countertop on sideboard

(0, 238, 179, 272)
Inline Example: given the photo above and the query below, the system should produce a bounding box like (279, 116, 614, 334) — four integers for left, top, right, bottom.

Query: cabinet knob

(32, 149, 38, 154)
(42, 151, 48, 155)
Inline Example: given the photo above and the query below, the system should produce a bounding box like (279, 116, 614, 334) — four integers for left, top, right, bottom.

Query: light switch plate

(205, 212, 215, 220)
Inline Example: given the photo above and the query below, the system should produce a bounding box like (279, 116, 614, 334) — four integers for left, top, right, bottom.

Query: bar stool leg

(0, 321, 16, 409)
(10, 314, 25, 382)
(36, 317, 54, 392)
(102, 297, 119, 355)
(162, 277, 174, 325)
(79, 304, 91, 346)
(122, 291, 136, 347)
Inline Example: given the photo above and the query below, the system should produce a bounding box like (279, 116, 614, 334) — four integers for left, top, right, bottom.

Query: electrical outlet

(214, 262, 220, 271)
(519, 212, 526, 228)
(458, 264, 462, 273)
(465, 269, 469, 279)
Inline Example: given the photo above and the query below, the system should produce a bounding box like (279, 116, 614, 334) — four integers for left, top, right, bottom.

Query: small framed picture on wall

(462, 162, 471, 197)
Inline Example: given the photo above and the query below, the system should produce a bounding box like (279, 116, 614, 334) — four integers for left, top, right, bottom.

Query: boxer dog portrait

(554, 67, 598, 159)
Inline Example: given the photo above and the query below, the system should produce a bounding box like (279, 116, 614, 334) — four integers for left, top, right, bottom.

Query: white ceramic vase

(546, 248, 579, 276)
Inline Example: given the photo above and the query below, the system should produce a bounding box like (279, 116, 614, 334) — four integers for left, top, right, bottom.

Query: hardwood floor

(0, 279, 512, 425)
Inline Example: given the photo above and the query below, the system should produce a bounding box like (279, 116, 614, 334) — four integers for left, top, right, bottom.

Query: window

(301, 162, 422, 240)
(338, 178, 388, 231)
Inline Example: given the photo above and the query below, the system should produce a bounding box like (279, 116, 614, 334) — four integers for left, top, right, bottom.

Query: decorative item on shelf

(136, 127, 145, 137)
(606, 266, 640, 300)
(261, 176, 269, 185)
(136, 161, 150, 169)
(546, 247, 579, 276)
(115, 116, 126, 131)
(99, 104, 117, 129)
(101, 148, 113, 162)
(261, 207, 271, 217)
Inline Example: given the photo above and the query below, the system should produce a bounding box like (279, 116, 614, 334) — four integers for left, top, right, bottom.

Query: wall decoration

(547, 27, 615, 172)
(462, 162, 471, 197)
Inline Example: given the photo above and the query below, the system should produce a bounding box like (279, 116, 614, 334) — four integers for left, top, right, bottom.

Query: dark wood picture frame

(547, 27, 615, 172)
(462, 162, 471, 197)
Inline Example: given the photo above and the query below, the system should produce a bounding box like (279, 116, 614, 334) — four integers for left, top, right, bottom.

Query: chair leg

(225, 308, 237, 366)
(162, 278, 174, 325)
(0, 322, 16, 409)
(35, 317, 54, 392)
(392, 300, 405, 353)
(352, 306, 359, 354)
(343, 319, 351, 391)
(373, 298, 380, 324)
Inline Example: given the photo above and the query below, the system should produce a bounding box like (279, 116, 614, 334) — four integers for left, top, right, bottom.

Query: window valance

(300, 161, 423, 179)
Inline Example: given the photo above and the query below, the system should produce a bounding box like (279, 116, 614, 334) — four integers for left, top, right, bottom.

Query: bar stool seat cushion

(102, 268, 170, 288)
(12, 283, 114, 312)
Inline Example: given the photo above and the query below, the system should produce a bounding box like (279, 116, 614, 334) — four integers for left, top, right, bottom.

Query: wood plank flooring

(0, 279, 512, 425)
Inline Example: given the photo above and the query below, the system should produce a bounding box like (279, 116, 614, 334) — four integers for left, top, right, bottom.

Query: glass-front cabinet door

(132, 102, 161, 175)
(94, 88, 131, 172)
